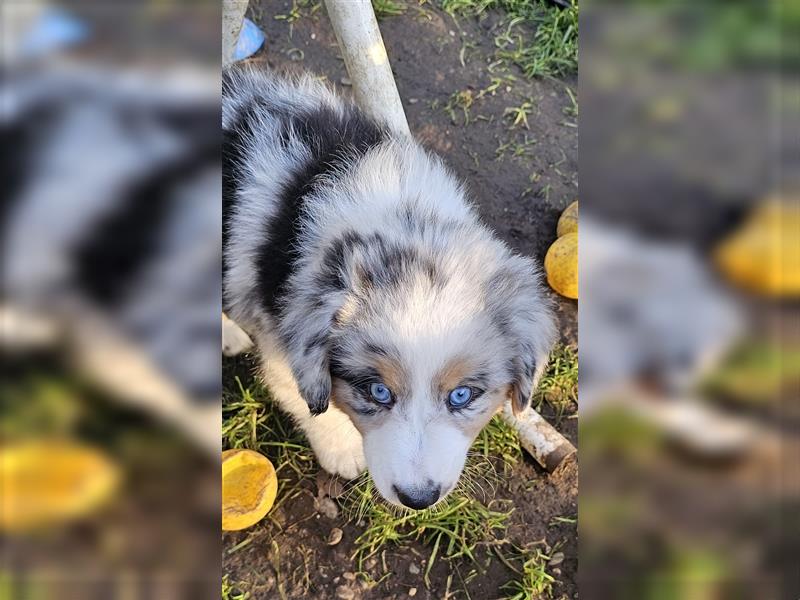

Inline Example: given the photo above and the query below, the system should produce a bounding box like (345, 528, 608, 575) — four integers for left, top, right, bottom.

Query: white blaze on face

(359, 286, 495, 508)
(363, 397, 472, 507)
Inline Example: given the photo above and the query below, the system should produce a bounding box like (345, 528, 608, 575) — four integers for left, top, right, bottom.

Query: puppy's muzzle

(393, 482, 441, 510)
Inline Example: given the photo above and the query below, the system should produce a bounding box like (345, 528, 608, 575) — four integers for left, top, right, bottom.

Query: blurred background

(579, 1, 798, 599)
(4, 0, 798, 599)
(2, 1, 221, 598)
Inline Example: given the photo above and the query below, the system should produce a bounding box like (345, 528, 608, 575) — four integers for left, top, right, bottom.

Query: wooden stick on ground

(502, 404, 576, 472)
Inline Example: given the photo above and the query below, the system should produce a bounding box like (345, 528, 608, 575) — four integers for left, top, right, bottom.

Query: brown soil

(2, 355, 220, 600)
(223, 1, 578, 599)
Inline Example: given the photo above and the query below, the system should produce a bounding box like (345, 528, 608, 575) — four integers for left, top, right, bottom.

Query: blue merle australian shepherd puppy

(222, 66, 555, 510)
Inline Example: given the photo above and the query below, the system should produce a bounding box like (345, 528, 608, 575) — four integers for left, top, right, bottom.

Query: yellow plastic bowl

(0, 439, 120, 532)
(714, 199, 800, 298)
(556, 200, 579, 237)
(545, 232, 578, 299)
(222, 449, 277, 531)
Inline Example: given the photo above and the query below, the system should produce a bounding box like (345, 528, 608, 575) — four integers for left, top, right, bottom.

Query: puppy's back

(222, 66, 390, 317)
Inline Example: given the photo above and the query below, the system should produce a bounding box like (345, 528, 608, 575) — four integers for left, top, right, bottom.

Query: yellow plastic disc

(714, 198, 800, 298)
(545, 232, 578, 299)
(556, 200, 579, 237)
(0, 439, 120, 532)
(222, 448, 278, 531)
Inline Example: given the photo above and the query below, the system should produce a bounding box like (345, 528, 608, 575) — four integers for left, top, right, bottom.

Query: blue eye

(369, 382, 392, 404)
(448, 386, 473, 408)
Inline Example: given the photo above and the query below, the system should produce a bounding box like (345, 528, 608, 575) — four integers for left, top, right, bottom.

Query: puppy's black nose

(393, 483, 441, 510)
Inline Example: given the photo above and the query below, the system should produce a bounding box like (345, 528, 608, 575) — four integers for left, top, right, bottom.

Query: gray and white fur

(223, 66, 555, 509)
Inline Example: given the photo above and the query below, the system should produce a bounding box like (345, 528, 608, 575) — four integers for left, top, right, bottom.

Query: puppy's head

(284, 223, 555, 509)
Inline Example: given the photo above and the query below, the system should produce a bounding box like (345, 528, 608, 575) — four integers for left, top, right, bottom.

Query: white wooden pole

(222, 0, 249, 67)
(323, 0, 411, 136)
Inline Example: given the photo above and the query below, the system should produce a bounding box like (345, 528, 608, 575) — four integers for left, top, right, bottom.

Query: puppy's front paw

(314, 438, 367, 480)
(298, 405, 366, 480)
(222, 314, 254, 356)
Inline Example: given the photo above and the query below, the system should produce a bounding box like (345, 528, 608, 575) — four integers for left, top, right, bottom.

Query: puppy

(3, 64, 222, 453)
(222, 66, 555, 509)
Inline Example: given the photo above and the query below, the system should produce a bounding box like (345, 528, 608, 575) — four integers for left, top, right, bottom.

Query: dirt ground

(2, 354, 221, 600)
(223, 2, 579, 599)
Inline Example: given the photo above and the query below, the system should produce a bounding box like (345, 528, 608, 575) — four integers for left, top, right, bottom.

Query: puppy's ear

(277, 234, 367, 415)
(487, 255, 557, 416)
(508, 341, 552, 416)
(278, 290, 344, 415)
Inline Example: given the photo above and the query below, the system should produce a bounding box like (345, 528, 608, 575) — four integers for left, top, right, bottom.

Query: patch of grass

(500, 546, 556, 600)
(222, 376, 317, 513)
(701, 339, 800, 407)
(271, 0, 322, 36)
(0, 571, 50, 600)
(0, 375, 84, 440)
(476, 74, 516, 99)
(345, 478, 512, 586)
(549, 515, 576, 528)
(337, 418, 525, 585)
(442, 0, 578, 78)
(272, 1, 304, 24)
(533, 344, 578, 422)
(459, 39, 479, 67)
(222, 575, 250, 600)
(561, 85, 578, 127)
(473, 414, 522, 472)
(443, 89, 476, 125)
(340, 416, 525, 585)
(562, 85, 578, 118)
(536, 183, 552, 202)
(444, 77, 522, 127)
(372, 0, 408, 19)
(625, 3, 791, 72)
(643, 546, 730, 600)
(579, 406, 664, 463)
(495, 133, 538, 161)
(499, 1, 578, 78)
(504, 100, 535, 129)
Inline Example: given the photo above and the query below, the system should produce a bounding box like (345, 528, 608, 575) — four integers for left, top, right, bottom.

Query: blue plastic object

(20, 8, 89, 58)
(233, 18, 266, 62)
